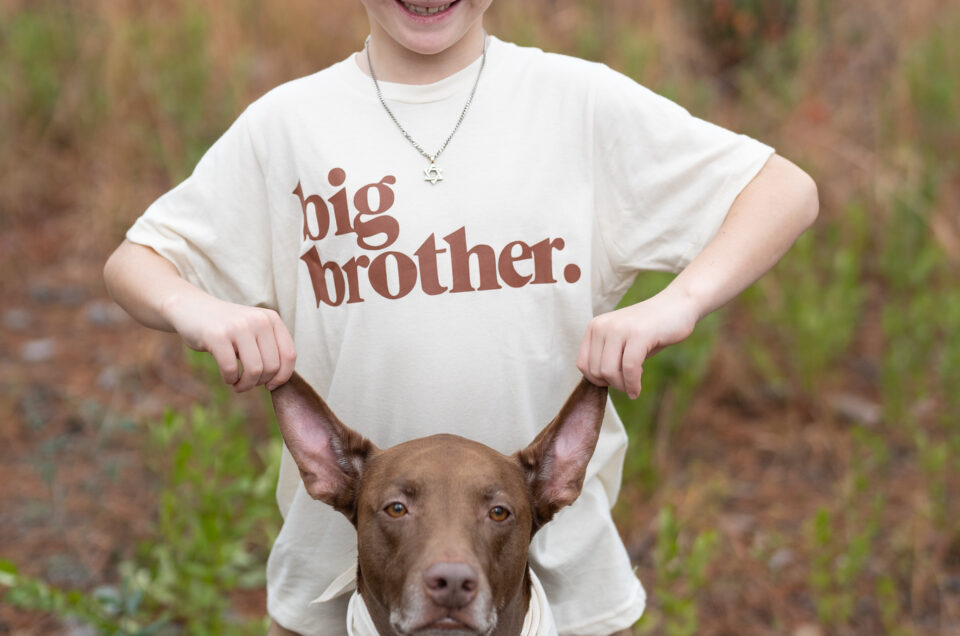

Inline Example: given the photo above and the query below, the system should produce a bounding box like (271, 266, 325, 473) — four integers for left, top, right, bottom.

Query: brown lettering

(300, 246, 345, 307)
(414, 233, 448, 295)
(327, 168, 353, 236)
(563, 263, 582, 283)
(354, 176, 399, 250)
(341, 255, 371, 304)
(498, 240, 534, 288)
(368, 251, 417, 299)
(444, 226, 502, 293)
(292, 181, 330, 241)
(530, 237, 565, 284)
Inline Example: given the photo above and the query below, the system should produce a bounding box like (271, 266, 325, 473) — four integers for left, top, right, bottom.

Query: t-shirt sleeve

(591, 63, 774, 281)
(125, 104, 277, 309)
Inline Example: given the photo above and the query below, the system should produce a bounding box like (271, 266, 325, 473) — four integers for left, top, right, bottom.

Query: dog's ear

(271, 373, 377, 522)
(516, 378, 608, 529)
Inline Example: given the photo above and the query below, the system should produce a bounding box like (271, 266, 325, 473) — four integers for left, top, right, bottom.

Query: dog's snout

(423, 562, 479, 609)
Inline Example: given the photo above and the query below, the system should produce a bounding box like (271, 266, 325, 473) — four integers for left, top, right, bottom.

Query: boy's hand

(103, 241, 298, 393)
(163, 294, 297, 392)
(577, 156, 820, 399)
(577, 289, 698, 399)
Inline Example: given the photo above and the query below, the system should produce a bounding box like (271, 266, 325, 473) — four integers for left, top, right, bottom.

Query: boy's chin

(394, 31, 469, 57)
(368, 0, 488, 56)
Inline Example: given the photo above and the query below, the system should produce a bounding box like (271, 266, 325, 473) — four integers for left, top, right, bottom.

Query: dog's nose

(423, 562, 479, 609)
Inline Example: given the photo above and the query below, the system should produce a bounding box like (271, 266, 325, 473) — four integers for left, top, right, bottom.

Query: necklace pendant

(424, 161, 443, 185)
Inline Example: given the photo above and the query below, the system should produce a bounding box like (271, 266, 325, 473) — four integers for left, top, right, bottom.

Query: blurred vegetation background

(0, 1, 958, 634)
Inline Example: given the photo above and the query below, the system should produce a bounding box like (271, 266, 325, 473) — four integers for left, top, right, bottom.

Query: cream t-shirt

(127, 36, 773, 635)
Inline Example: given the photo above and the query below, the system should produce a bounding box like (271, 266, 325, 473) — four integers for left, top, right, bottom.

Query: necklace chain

(365, 33, 487, 184)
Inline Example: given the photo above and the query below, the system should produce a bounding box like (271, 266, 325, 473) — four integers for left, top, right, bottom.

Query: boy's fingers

(598, 334, 626, 393)
(208, 337, 240, 385)
(576, 326, 594, 378)
(268, 316, 297, 390)
(256, 330, 282, 383)
(621, 338, 646, 399)
(577, 328, 598, 381)
(587, 325, 608, 385)
(233, 331, 263, 392)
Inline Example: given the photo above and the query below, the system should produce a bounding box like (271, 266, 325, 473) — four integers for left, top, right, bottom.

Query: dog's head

(272, 374, 607, 635)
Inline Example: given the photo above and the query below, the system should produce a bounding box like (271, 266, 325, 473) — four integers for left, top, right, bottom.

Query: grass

(612, 273, 721, 492)
(2, 1, 959, 634)
(743, 204, 868, 393)
(809, 425, 889, 628)
(637, 505, 719, 636)
(1, 353, 281, 635)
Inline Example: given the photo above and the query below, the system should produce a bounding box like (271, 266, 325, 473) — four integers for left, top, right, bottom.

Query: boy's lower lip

(394, 0, 460, 22)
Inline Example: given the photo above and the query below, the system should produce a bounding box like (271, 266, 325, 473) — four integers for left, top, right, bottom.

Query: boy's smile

(360, 0, 492, 83)
(396, 0, 459, 20)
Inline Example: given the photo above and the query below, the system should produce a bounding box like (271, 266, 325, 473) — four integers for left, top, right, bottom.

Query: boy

(104, 1, 818, 634)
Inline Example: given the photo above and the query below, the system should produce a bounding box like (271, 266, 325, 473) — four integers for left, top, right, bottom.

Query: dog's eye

(385, 502, 407, 518)
(489, 506, 510, 522)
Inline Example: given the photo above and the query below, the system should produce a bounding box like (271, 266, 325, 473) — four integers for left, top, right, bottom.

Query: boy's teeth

(402, 2, 452, 16)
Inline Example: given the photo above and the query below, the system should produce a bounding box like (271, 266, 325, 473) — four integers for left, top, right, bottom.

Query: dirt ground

(0, 207, 267, 633)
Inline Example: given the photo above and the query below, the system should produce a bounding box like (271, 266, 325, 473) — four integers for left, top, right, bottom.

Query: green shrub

(0, 9, 81, 131)
(683, 0, 800, 69)
(0, 352, 281, 635)
(810, 426, 889, 627)
(904, 17, 960, 162)
(612, 272, 721, 491)
(637, 505, 719, 636)
(744, 205, 867, 393)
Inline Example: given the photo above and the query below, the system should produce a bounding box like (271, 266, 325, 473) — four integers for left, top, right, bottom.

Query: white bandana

(312, 565, 557, 636)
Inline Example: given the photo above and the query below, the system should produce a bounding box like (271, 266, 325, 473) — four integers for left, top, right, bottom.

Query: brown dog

(271, 373, 607, 636)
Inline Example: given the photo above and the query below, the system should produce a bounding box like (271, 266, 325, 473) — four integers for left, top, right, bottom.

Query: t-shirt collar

(342, 35, 498, 104)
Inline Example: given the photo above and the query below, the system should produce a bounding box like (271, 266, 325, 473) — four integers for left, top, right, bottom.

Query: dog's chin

(409, 625, 482, 636)
(392, 610, 496, 636)
(390, 588, 497, 636)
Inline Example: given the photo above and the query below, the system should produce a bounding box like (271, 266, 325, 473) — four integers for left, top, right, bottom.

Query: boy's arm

(577, 153, 819, 398)
(103, 240, 297, 392)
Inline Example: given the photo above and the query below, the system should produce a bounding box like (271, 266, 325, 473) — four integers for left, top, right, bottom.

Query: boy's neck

(357, 24, 487, 85)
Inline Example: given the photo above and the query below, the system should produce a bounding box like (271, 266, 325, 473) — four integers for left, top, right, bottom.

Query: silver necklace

(365, 33, 487, 185)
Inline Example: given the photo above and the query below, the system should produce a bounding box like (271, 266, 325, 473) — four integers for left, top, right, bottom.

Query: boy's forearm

(103, 240, 201, 333)
(104, 240, 298, 392)
(577, 153, 817, 397)
(661, 154, 819, 320)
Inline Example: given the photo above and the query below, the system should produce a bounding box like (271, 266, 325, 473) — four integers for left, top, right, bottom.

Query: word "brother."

(294, 170, 582, 307)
